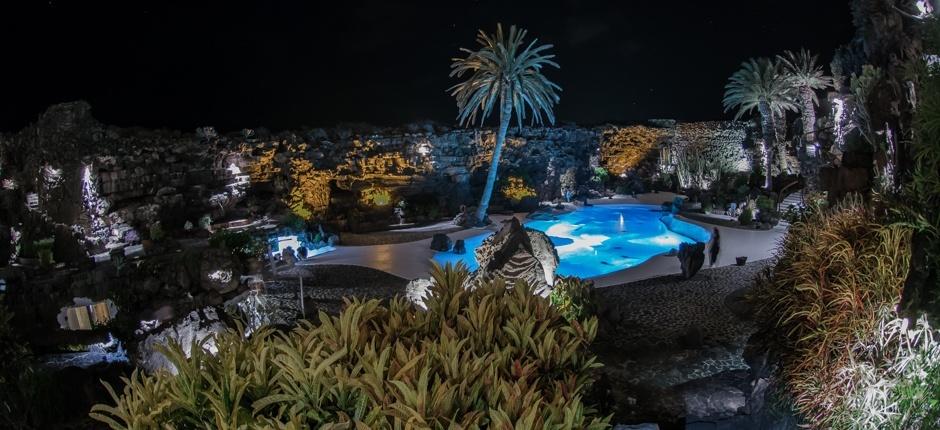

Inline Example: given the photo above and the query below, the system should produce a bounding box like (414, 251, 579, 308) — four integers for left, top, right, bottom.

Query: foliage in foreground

(91, 264, 609, 429)
(754, 198, 940, 428)
(549, 277, 596, 322)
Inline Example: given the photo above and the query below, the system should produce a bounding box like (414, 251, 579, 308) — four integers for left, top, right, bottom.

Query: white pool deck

(301, 193, 787, 287)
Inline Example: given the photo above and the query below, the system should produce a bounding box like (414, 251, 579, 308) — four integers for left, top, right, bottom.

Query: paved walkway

(303, 195, 786, 286)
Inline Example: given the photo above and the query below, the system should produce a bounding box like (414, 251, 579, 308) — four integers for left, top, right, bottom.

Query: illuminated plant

(91, 264, 609, 428)
(500, 176, 536, 203)
(360, 186, 392, 207)
(754, 197, 920, 428)
(549, 277, 596, 321)
(723, 58, 798, 190)
(450, 23, 561, 224)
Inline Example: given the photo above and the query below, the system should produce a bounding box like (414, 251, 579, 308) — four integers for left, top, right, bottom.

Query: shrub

(549, 277, 596, 321)
(756, 195, 774, 212)
(501, 176, 537, 204)
(208, 230, 266, 259)
(753, 198, 925, 428)
(738, 207, 753, 225)
(148, 222, 165, 242)
(91, 264, 609, 429)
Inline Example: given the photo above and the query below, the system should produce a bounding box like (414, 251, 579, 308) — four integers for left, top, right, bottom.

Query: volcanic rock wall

(0, 101, 750, 259)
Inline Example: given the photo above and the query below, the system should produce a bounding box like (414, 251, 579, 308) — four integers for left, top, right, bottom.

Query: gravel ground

(272, 264, 410, 315)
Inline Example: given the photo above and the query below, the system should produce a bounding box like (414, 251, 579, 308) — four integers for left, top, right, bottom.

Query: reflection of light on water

(433, 205, 710, 278)
(629, 233, 683, 247)
(544, 222, 610, 256)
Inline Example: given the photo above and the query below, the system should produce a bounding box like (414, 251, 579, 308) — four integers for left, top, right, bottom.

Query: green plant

(753, 198, 917, 428)
(591, 167, 609, 185)
(450, 23, 561, 223)
(148, 222, 165, 242)
(549, 277, 596, 321)
(209, 230, 266, 259)
(756, 195, 774, 212)
(282, 212, 306, 232)
(738, 207, 753, 225)
(91, 264, 609, 429)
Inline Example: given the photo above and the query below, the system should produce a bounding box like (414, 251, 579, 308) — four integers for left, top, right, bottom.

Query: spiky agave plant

(449, 24, 561, 224)
(778, 48, 833, 146)
(723, 58, 798, 190)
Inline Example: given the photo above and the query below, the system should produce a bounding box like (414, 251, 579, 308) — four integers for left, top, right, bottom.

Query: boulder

(199, 248, 241, 294)
(136, 307, 227, 374)
(471, 217, 559, 294)
(430, 233, 452, 251)
(677, 242, 705, 279)
(453, 239, 466, 254)
(223, 290, 300, 336)
(678, 373, 747, 420)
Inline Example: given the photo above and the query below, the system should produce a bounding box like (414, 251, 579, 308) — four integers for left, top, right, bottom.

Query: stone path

(593, 259, 773, 424)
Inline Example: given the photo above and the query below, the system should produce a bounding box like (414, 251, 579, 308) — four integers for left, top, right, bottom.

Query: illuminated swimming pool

(433, 204, 711, 278)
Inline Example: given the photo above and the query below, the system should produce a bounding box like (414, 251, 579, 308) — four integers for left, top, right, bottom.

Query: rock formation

(136, 307, 227, 374)
(677, 242, 706, 279)
(471, 217, 559, 294)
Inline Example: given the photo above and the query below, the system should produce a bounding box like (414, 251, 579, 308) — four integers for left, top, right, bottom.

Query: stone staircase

(777, 190, 805, 212)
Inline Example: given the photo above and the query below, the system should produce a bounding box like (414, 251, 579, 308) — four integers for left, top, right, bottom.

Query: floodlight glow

(273, 235, 302, 256)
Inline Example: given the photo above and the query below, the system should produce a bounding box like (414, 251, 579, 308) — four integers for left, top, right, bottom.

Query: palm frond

(723, 57, 799, 120)
(448, 23, 561, 128)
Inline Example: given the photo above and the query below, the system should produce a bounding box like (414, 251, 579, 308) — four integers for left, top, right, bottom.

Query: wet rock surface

(594, 260, 793, 426)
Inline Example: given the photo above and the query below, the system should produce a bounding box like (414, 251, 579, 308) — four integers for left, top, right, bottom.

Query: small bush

(549, 277, 596, 321)
(91, 264, 609, 429)
(738, 207, 753, 225)
(148, 222, 165, 242)
(208, 230, 266, 259)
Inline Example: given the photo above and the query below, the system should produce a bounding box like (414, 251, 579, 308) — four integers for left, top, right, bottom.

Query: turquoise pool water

(433, 204, 711, 278)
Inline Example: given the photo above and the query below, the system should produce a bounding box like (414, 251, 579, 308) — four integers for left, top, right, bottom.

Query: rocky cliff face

(0, 101, 748, 261)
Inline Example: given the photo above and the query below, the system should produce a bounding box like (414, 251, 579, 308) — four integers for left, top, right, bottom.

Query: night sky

(1, 1, 855, 132)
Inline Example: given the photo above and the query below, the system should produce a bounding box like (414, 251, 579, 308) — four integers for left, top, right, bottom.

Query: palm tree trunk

(799, 87, 817, 147)
(474, 92, 513, 224)
(757, 102, 775, 190)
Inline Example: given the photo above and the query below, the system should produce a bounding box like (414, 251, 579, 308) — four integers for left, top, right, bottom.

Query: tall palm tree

(449, 24, 561, 225)
(778, 49, 833, 148)
(723, 58, 798, 190)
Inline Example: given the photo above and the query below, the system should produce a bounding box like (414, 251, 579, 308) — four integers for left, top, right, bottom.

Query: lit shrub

(738, 207, 753, 225)
(91, 264, 610, 429)
(549, 277, 596, 321)
(501, 176, 537, 204)
(208, 230, 266, 259)
(754, 197, 925, 428)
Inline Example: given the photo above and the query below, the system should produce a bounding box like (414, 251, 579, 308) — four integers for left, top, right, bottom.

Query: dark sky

(1, 1, 855, 132)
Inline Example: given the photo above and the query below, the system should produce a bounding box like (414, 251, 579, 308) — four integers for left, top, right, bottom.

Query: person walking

(709, 227, 721, 267)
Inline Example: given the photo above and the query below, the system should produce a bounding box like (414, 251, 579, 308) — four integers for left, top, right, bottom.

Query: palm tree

(778, 49, 833, 148)
(449, 24, 561, 225)
(723, 58, 798, 190)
